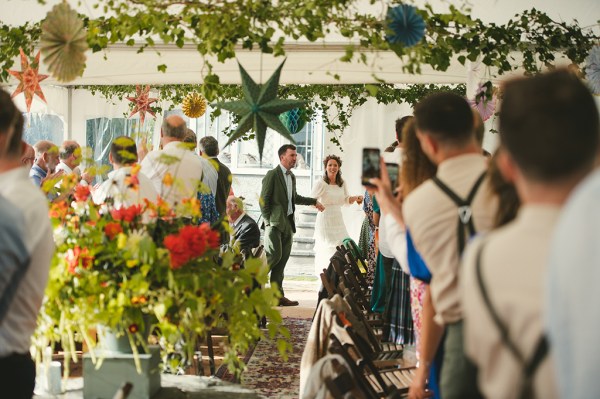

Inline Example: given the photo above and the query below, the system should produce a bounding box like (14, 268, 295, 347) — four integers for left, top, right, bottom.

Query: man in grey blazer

(260, 144, 324, 306)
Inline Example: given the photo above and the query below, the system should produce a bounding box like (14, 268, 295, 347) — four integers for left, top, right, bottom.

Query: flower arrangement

(34, 163, 287, 377)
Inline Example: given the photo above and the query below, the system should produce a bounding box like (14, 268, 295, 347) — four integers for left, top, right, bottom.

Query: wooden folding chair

(329, 323, 413, 398)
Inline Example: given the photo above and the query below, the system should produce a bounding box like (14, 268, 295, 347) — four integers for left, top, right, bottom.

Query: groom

(260, 144, 324, 306)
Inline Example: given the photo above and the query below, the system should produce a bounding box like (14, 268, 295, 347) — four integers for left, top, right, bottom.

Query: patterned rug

(217, 317, 312, 398)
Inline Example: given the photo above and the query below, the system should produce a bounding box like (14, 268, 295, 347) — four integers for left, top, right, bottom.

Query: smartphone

(361, 148, 381, 186)
(385, 162, 399, 191)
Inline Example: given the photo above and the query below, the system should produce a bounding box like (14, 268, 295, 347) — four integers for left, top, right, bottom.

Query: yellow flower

(162, 172, 173, 187)
(126, 259, 139, 268)
(117, 233, 127, 249)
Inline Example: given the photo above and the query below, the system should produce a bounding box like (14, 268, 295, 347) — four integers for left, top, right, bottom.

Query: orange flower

(128, 324, 139, 334)
(49, 201, 68, 219)
(104, 222, 123, 240)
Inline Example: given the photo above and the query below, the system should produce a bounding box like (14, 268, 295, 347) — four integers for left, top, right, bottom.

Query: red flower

(73, 184, 91, 202)
(128, 324, 139, 334)
(66, 246, 94, 274)
(179, 225, 207, 258)
(200, 223, 220, 249)
(111, 204, 142, 222)
(104, 222, 123, 240)
(164, 234, 190, 269)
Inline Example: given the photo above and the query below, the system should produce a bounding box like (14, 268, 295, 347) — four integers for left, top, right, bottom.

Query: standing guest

(225, 195, 261, 259)
(20, 142, 35, 168)
(56, 140, 92, 185)
(140, 115, 204, 211)
(0, 89, 54, 399)
(184, 129, 219, 223)
(200, 136, 232, 218)
(92, 136, 158, 207)
(370, 92, 497, 399)
(260, 144, 324, 306)
(30, 140, 61, 188)
(546, 170, 600, 399)
(461, 70, 599, 399)
(358, 191, 377, 285)
(311, 154, 362, 276)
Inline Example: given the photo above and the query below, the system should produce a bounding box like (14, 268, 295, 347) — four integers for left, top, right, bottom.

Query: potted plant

(34, 163, 289, 381)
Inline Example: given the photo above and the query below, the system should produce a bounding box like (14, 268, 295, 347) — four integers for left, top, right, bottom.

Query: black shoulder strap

(432, 171, 487, 255)
(474, 242, 549, 398)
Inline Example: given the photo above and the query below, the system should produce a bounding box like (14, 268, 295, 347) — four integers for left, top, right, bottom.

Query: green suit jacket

(260, 166, 316, 234)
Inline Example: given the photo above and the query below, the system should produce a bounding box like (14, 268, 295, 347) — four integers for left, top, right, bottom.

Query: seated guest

(0, 89, 54, 399)
(56, 140, 92, 185)
(92, 136, 158, 208)
(461, 69, 599, 399)
(225, 195, 261, 259)
(30, 140, 60, 187)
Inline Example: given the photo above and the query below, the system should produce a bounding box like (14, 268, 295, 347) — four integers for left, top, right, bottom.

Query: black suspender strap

(432, 171, 487, 255)
(474, 243, 549, 399)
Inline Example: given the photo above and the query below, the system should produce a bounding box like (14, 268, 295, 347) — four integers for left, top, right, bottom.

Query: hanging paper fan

(126, 85, 158, 126)
(181, 92, 207, 118)
(468, 83, 496, 122)
(213, 59, 306, 160)
(385, 4, 426, 48)
(40, 2, 88, 82)
(584, 45, 600, 95)
(279, 108, 307, 134)
(7, 48, 49, 113)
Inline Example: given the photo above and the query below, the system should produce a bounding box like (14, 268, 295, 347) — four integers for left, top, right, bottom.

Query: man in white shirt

(140, 115, 204, 212)
(0, 89, 54, 398)
(92, 136, 158, 208)
(461, 69, 598, 399)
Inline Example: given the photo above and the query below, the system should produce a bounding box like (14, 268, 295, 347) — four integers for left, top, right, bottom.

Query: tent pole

(67, 86, 73, 139)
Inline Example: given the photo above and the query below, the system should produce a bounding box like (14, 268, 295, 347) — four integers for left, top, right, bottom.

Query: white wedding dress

(312, 179, 351, 276)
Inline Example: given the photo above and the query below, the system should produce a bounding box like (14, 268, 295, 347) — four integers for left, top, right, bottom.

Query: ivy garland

(0, 3, 597, 99)
(78, 83, 466, 148)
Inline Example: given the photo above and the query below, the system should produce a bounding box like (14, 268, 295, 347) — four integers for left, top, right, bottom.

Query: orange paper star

(8, 48, 49, 113)
(126, 85, 158, 126)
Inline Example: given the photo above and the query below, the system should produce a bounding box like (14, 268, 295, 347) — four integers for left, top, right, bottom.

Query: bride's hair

(322, 154, 344, 187)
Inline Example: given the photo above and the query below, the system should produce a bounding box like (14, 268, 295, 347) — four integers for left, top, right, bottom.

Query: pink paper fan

(468, 85, 496, 121)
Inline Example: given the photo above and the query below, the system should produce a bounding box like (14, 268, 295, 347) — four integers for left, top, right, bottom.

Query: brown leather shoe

(278, 297, 299, 307)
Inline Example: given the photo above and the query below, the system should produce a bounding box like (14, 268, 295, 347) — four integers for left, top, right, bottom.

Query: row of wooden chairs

(313, 242, 415, 398)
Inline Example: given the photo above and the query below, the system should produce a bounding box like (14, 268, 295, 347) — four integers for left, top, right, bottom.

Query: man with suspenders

(461, 70, 599, 398)
(371, 92, 498, 398)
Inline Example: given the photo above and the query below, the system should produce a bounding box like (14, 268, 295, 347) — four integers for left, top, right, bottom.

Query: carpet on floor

(216, 317, 312, 398)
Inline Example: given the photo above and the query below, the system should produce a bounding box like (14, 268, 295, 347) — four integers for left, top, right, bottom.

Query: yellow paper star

(8, 48, 49, 113)
(126, 85, 158, 126)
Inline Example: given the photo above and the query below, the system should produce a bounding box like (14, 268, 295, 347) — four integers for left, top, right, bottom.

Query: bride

(312, 154, 362, 276)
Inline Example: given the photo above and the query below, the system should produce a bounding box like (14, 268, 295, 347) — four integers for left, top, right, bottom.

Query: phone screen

(385, 162, 399, 191)
(362, 148, 381, 186)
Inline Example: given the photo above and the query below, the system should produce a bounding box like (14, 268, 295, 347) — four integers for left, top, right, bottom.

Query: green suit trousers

(264, 224, 293, 296)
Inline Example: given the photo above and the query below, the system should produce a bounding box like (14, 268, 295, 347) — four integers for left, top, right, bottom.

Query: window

(291, 122, 313, 170)
(86, 117, 154, 167)
(22, 113, 64, 146)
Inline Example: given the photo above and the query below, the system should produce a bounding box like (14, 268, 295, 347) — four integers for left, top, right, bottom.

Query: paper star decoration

(468, 83, 497, 122)
(213, 59, 306, 160)
(126, 85, 158, 126)
(8, 48, 49, 113)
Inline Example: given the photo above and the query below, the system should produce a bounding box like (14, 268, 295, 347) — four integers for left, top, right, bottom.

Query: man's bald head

(162, 115, 187, 140)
